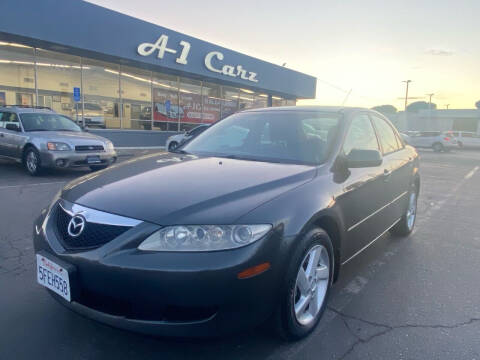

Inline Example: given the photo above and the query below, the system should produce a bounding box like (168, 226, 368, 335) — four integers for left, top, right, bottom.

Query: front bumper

(40, 149, 117, 168)
(33, 209, 293, 337)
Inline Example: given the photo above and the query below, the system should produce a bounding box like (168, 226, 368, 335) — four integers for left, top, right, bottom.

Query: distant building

(392, 109, 480, 134)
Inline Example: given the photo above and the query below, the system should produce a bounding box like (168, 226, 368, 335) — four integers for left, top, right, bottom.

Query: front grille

(55, 205, 131, 250)
(75, 145, 104, 152)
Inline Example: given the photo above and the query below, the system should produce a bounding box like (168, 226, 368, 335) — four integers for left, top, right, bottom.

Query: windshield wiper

(26, 129, 49, 132)
(56, 129, 76, 132)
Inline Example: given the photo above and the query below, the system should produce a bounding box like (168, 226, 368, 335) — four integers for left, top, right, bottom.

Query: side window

(371, 115, 399, 154)
(8, 113, 19, 124)
(343, 114, 379, 156)
(0, 112, 4, 128)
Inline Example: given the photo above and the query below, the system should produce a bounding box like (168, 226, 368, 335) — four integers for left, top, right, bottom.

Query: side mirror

(6, 123, 20, 132)
(346, 149, 383, 168)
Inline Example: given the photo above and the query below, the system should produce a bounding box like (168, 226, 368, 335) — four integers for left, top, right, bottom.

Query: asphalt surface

(1, 149, 479, 360)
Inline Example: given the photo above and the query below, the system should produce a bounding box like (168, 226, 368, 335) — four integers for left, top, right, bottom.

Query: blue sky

(88, 0, 480, 109)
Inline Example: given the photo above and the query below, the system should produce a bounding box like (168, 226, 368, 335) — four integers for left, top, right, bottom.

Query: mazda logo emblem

(67, 215, 86, 237)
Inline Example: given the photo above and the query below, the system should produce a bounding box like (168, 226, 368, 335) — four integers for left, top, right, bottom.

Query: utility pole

(402, 80, 412, 127)
(426, 93, 434, 122)
(445, 104, 450, 109)
(402, 80, 412, 111)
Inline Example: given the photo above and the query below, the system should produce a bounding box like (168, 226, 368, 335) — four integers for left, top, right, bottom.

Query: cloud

(425, 48, 455, 56)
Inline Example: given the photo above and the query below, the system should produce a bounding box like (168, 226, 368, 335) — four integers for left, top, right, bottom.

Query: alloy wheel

(26, 151, 38, 174)
(406, 192, 417, 230)
(293, 244, 330, 326)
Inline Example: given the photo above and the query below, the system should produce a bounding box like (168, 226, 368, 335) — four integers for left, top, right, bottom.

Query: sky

(87, 0, 479, 110)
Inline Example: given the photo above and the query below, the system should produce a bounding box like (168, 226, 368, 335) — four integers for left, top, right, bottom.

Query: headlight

(47, 142, 71, 151)
(138, 224, 272, 252)
(105, 140, 114, 150)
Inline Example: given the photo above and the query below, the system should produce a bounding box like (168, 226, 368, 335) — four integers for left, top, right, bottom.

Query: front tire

(275, 228, 333, 341)
(168, 141, 178, 151)
(24, 147, 42, 176)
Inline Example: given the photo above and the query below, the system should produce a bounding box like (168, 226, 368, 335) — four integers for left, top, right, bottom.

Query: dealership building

(0, 0, 316, 132)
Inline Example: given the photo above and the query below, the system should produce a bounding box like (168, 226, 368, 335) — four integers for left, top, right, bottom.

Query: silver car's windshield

(20, 113, 82, 132)
(182, 111, 340, 165)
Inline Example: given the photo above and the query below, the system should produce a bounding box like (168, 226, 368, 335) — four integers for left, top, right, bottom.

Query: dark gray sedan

(0, 106, 116, 175)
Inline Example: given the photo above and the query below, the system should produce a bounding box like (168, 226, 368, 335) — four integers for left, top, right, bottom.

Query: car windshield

(182, 111, 340, 165)
(20, 113, 82, 132)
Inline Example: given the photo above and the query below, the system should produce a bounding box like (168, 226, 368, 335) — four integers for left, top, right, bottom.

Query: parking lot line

(464, 166, 479, 180)
(0, 181, 66, 190)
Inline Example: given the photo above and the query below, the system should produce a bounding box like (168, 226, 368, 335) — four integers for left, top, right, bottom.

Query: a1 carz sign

(137, 35, 259, 83)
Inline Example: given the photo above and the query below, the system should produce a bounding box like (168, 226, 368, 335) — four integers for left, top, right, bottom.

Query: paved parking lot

(1, 149, 479, 360)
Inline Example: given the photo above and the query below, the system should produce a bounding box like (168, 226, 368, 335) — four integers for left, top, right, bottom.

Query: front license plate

(36, 254, 71, 301)
(86, 156, 101, 164)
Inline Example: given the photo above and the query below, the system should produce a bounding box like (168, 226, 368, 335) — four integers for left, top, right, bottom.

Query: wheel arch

(300, 212, 344, 283)
(21, 143, 38, 163)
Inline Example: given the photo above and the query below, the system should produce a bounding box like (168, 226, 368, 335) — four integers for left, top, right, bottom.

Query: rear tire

(390, 185, 418, 237)
(432, 143, 444, 152)
(23, 147, 42, 176)
(275, 228, 333, 341)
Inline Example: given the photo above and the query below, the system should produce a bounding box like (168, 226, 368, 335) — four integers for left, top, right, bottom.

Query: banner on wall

(152, 88, 222, 124)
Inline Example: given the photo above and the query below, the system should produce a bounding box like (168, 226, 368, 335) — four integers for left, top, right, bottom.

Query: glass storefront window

(202, 82, 221, 124)
(0, 42, 36, 106)
(152, 73, 178, 131)
(179, 77, 202, 131)
(253, 93, 268, 109)
(82, 58, 120, 129)
(120, 65, 152, 130)
(221, 86, 239, 119)
(238, 88, 255, 111)
(35, 49, 81, 119)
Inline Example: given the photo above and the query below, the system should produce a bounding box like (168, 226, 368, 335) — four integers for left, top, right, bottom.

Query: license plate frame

(86, 155, 101, 164)
(36, 254, 71, 302)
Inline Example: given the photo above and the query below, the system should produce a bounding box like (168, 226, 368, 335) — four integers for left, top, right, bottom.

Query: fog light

(56, 159, 66, 167)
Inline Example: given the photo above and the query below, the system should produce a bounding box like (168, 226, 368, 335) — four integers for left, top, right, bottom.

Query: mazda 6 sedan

(33, 106, 420, 340)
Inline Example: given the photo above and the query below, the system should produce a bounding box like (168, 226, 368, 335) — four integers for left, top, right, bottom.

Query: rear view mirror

(5, 123, 20, 132)
(347, 149, 383, 168)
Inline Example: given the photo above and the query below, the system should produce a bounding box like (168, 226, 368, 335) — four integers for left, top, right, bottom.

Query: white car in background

(166, 124, 209, 151)
(451, 131, 480, 149)
(404, 131, 459, 152)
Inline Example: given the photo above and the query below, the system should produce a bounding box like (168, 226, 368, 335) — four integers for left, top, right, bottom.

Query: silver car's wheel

(25, 149, 41, 176)
(293, 244, 330, 326)
(168, 141, 178, 151)
(406, 192, 417, 231)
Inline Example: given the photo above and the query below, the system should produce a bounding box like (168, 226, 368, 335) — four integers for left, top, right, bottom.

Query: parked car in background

(404, 131, 458, 152)
(33, 106, 420, 340)
(0, 106, 116, 175)
(72, 102, 105, 128)
(400, 132, 411, 145)
(166, 124, 209, 151)
(451, 131, 480, 149)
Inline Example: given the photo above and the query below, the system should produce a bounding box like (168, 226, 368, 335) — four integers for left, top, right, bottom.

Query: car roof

(0, 106, 56, 114)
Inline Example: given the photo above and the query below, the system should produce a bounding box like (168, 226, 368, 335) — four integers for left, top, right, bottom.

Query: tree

(406, 101, 437, 113)
(475, 100, 480, 109)
(371, 105, 397, 115)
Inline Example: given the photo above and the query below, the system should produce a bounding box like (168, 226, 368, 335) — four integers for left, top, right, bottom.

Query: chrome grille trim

(59, 199, 142, 227)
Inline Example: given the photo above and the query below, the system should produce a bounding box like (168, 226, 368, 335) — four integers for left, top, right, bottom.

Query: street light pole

(445, 104, 450, 109)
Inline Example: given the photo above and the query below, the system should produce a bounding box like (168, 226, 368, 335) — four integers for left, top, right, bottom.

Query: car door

(370, 113, 412, 226)
(1, 112, 24, 158)
(0, 111, 8, 156)
(337, 113, 390, 260)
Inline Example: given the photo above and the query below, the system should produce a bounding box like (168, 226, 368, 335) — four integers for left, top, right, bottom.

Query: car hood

(61, 153, 316, 225)
(28, 131, 108, 145)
